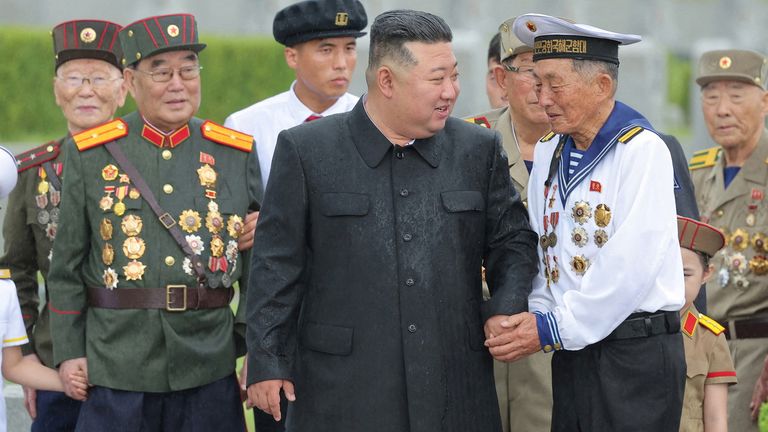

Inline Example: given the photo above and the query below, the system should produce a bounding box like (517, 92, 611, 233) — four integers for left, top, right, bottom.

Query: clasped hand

(484, 312, 541, 362)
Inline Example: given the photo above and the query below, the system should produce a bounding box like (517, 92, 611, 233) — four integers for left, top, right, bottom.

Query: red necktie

(305, 114, 322, 122)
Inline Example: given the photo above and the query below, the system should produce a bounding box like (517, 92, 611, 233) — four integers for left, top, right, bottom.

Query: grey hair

(572, 59, 619, 95)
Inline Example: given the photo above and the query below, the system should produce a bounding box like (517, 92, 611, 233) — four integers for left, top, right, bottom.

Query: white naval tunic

(224, 81, 359, 190)
(528, 122, 685, 350)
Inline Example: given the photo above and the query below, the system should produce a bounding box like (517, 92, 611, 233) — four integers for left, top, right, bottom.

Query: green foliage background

(0, 27, 294, 142)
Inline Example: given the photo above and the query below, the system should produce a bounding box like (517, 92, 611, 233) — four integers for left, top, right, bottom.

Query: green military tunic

(0, 139, 65, 368)
(465, 109, 552, 432)
(690, 130, 768, 432)
(680, 305, 737, 432)
(48, 111, 261, 392)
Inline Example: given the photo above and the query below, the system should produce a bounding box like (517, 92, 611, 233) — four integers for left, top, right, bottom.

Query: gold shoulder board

(618, 126, 644, 144)
(74, 119, 128, 152)
(15, 141, 61, 173)
(698, 313, 725, 335)
(688, 147, 721, 170)
(464, 116, 491, 129)
(539, 131, 556, 142)
(201, 121, 253, 153)
(0, 269, 10, 279)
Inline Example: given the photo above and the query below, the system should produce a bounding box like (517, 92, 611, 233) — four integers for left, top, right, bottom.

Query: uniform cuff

(534, 311, 563, 353)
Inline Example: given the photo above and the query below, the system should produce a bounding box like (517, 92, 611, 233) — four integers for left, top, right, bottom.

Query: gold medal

(749, 255, 768, 275)
(210, 235, 225, 257)
(102, 243, 114, 265)
(206, 210, 224, 234)
(732, 228, 749, 251)
(551, 266, 560, 283)
(102, 164, 119, 181)
(548, 232, 557, 248)
(540, 234, 549, 250)
(572, 201, 592, 225)
(119, 174, 131, 184)
(103, 267, 118, 290)
(99, 196, 113, 212)
(179, 210, 202, 233)
(123, 260, 146, 281)
(207, 200, 219, 213)
(129, 187, 141, 200)
(197, 164, 217, 187)
(113, 201, 126, 216)
(571, 255, 589, 275)
(594, 204, 611, 227)
(730, 252, 747, 273)
(122, 237, 146, 259)
(594, 229, 609, 248)
(113, 186, 128, 216)
(99, 218, 113, 240)
(37, 179, 50, 195)
(227, 215, 243, 238)
(753, 233, 768, 254)
(121, 215, 143, 237)
(571, 227, 588, 247)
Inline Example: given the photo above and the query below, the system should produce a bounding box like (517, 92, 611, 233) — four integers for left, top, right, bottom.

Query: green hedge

(0, 27, 294, 141)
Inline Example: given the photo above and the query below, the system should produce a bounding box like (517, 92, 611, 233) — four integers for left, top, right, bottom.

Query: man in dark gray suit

(245, 9, 538, 432)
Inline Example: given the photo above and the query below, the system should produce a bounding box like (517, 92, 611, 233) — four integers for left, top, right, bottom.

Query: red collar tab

(141, 123, 190, 148)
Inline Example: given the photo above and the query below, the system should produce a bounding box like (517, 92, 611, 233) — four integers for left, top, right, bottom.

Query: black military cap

(119, 13, 206, 67)
(52, 20, 124, 70)
(273, 0, 367, 46)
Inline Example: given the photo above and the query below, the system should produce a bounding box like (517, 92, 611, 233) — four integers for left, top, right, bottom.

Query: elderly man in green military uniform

(0, 19, 126, 430)
(465, 17, 552, 432)
(47, 13, 261, 430)
(689, 49, 768, 432)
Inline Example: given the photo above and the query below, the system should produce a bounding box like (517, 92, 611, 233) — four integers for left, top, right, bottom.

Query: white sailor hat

(0, 146, 18, 199)
(512, 13, 641, 65)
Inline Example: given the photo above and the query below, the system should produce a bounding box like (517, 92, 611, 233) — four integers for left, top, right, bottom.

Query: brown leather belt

(88, 285, 233, 312)
(724, 316, 768, 340)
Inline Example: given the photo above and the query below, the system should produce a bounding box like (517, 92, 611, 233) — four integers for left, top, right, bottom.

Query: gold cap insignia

(719, 56, 732, 69)
(500, 23, 509, 33)
(80, 27, 97, 43)
(335, 12, 349, 26)
(526, 21, 537, 32)
(167, 24, 180, 38)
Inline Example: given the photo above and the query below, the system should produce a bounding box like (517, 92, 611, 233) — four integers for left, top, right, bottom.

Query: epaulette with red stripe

(15, 141, 61, 173)
(464, 116, 491, 129)
(201, 121, 253, 153)
(73, 119, 128, 152)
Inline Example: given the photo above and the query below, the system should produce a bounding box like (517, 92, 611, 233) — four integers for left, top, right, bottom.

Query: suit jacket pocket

(301, 321, 354, 356)
(441, 190, 484, 212)
(320, 192, 369, 217)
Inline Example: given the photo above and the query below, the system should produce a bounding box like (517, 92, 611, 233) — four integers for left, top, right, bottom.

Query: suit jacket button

(405, 278, 415, 286)
(408, 324, 417, 333)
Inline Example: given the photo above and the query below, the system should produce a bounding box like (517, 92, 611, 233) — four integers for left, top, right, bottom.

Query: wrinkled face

(54, 58, 126, 133)
(288, 37, 357, 104)
(502, 52, 549, 126)
(390, 41, 460, 139)
(125, 50, 201, 131)
(534, 58, 602, 135)
(681, 247, 710, 309)
(486, 58, 507, 109)
(701, 80, 768, 151)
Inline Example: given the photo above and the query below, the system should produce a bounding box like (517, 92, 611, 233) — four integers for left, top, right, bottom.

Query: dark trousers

(252, 398, 286, 432)
(551, 332, 686, 432)
(74, 374, 245, 432)
(31, 390, 82, 432)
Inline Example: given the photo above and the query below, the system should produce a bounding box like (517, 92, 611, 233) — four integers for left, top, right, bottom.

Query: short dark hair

(488, 32, 501, 64)
(367, 9, 452, 75)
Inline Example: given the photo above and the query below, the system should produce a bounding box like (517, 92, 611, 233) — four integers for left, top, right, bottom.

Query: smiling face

(286, 36, 357, 113)
(500, 51, 549, 127)
(388, 41, 460, 139)
(54, 58, 127, 134)
(701, 80, 768, 152)
(124, 50, 201, 132)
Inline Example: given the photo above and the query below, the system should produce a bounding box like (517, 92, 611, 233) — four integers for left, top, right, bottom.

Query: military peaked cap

(52, 19, 123, 70)
(119, 13, 206, 67)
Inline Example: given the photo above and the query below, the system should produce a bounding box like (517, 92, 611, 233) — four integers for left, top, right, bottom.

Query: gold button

(163, 184, 173, 194)
(543, 344, 552, 353)
(117, 123, 125, 130)
(553, 342, 562, 350)
(716, 209, 724, 218)
(165, 256, 175, 266)
(46, 145, 54, 152)
(162, 150, 172, 160)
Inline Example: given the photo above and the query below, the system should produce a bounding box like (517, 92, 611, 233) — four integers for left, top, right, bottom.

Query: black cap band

(533, 35, 619, 65)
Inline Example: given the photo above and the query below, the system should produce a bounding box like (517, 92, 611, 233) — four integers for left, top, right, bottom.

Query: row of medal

(98, 154, 244, 289)
(721, 228, 768, 253)
(35, 164, 63, 241)
(540, 185, 613, 286)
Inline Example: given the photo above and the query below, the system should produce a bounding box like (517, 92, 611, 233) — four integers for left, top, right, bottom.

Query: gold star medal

(123, 260, 146, 281)
(100, 218, 113, 241)
(572, 201, 592, 225)
(571, 255, 589, 275)
(206, 210, 224, 234)
(594, 204, 611, 227)
(103, 268, 118, 290)
(102, 243, 114, 265)
(121, 215, 143, 237)
(227, 215, 243, 238)
(197, 164, 217, 187)
(113, 185, 128, 216)
(123, 237, 146, 260)
(179, 210, 202, 233)
(210, 235, 225, 257)
(102, 164, 119, 181)
(732, 228, 749, 251)
(37, 168, 49, 195)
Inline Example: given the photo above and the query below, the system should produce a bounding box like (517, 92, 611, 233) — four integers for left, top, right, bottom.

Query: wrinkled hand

(59, 357, 89, 401)
(484, 312, 541, 362)
(247, 379, 296, 422)
(22, 354, 41, 419)
(750, 355, 768, 420)
(237, 211, 259, 251)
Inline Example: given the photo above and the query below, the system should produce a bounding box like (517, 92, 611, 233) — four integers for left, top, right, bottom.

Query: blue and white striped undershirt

(569, 148, 585, 178)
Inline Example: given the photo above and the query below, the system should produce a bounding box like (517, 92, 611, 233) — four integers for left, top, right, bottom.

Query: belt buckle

(159, 213, 176, 229)
(166, 285, 187, 311)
